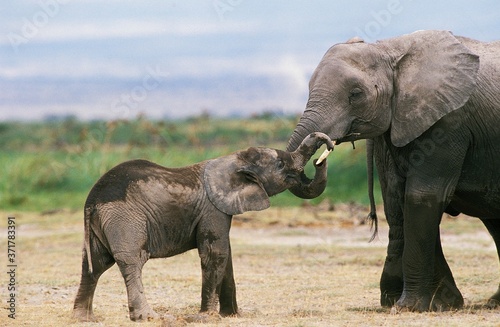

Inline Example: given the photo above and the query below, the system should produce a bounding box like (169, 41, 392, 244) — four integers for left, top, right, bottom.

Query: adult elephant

(287, 30, 500, 312)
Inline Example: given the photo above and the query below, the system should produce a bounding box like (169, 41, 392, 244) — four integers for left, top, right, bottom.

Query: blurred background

(1, 0, 499, 211)
(2, 0, 499, 121)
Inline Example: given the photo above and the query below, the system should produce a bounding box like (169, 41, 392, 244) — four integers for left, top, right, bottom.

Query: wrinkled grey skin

(287, 30, 500, 312)
(73, 132, 334, 322)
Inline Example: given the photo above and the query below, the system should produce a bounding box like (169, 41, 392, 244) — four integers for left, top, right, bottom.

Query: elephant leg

(394, 192, 442, 312)
(374, 136, 405, 306)
(430, 230, 463, 310)
(115, 250, 158, 321)
(395, 188, 464, 312)
(479, 218, 500, 307)
(197, 218, 232, 314)
(198, 241, 230, 313)
(392, 131, 468, 312)
(73, 239, 115, 321)
(380, 230, 404, 307)
(219, 244, 238, 316)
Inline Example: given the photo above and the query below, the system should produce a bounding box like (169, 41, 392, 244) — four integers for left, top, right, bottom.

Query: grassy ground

(1, 207, 500, 326)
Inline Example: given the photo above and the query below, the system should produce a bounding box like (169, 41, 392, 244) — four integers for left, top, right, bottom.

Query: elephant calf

(73, 132, 334, 322)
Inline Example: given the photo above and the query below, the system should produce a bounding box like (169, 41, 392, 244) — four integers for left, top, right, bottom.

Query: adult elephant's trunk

(287, 118, 317, 150)
(288, 132, 335, 199)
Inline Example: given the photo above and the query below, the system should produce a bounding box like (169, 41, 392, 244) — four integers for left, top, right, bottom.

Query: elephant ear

(390, 30, 479, 147)
(203, 152, 270, 216)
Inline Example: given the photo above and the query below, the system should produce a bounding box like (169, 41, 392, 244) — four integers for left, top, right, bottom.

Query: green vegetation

(0, 115, 380, 211)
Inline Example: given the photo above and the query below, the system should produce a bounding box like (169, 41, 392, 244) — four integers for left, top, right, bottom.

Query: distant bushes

(0, 116, 380, 211)
(0, 114, 297, 150)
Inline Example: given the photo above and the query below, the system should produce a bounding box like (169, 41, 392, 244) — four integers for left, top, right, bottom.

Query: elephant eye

(349, 88, 363, 104)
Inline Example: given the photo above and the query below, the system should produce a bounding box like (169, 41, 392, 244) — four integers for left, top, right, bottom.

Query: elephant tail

(366, 139, 378, 242)
(84, 206, 93, 274)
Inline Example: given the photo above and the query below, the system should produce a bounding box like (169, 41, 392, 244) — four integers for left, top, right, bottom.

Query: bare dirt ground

(1, 204, 500, 326)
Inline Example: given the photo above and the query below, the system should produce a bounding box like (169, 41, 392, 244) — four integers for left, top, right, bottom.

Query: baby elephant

(73, 132, 334, 322)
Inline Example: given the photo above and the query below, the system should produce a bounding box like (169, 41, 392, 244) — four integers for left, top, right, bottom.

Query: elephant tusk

(315, 141, 335, 166)
(315, 149, 332, 166)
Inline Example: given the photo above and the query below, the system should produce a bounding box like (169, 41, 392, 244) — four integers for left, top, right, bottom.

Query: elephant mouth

(334, 132, 361, 145)
(335, 117, 387, 144)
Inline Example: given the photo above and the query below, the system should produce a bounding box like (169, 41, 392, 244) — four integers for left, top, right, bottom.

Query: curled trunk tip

(288, 132, 334, 199)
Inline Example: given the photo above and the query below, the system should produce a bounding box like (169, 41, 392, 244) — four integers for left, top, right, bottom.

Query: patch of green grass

(0, 116, 381, 211)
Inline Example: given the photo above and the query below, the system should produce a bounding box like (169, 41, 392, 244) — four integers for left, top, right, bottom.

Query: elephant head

(204, 132, 335, 215)
(287, 30, 479, 149)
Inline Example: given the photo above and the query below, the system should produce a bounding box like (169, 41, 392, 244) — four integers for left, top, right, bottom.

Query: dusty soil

(1, 204, 500, 326)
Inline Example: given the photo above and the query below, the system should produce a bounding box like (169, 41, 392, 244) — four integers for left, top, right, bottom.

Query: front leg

(389, 125, 467, 312)
(382, 236, 462, 312)
(380, 226, 404, 307)
(395, 184, 462, 312)
(431, 232, 463, 310)
(374, 137, 405, 306)
(219, 244, 238, 316)
(197, 214, 234, 315)
(395, 190, 442, 312)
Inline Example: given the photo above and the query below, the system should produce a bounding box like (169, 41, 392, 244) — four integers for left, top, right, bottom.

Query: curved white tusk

(315, 148, 332, 166)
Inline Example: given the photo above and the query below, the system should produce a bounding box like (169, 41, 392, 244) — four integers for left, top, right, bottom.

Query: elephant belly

(147, 222, 198, 259)
(131, 181, 201, 258)
(452, 167, 500, 218)
(451, 191, 500, 218)
(146, 206, 199, 259)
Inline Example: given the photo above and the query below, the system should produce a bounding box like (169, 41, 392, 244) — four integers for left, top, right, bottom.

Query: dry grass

(1, 206, 500, 326)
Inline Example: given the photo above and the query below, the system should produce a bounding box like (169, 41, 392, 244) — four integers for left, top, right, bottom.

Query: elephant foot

(391, 295, 431, 313)
(381, 291, 401, 307)
(431, 278, 464, 310)
(485, 286, 500, 308)
(391, 300, 462, 314)
(430, 292, 464, 311)
(486, 298, 500, 309)
(219, 306, 239, 317)
(379, 257, 404, 308)
(220, 311, 239, 318)
(391, 289, 463, 313)
(129, 305, 160, 321)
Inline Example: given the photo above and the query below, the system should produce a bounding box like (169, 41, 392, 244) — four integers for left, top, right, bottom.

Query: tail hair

(84, 206, 93, 274)
(367, 211, 378, 243)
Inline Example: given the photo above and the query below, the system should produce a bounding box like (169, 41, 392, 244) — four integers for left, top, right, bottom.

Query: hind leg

(480, 218, 500, 307)
(73, 242, 115, 321)
(115, 249, 158, 321)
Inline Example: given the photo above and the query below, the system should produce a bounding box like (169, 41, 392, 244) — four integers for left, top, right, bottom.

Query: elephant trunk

(287, 117, 316, 149)
(288, 132, 335, 199)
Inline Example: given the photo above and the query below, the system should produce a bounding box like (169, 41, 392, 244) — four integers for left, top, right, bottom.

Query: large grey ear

(203, 154, 270, 216)
(390, 30, 479, 147)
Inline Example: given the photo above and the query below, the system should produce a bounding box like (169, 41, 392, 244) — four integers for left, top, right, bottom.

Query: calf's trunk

(288, 132, 334, 199)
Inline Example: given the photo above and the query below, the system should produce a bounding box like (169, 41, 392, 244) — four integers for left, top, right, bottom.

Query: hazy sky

(1, 1, 499, 121)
